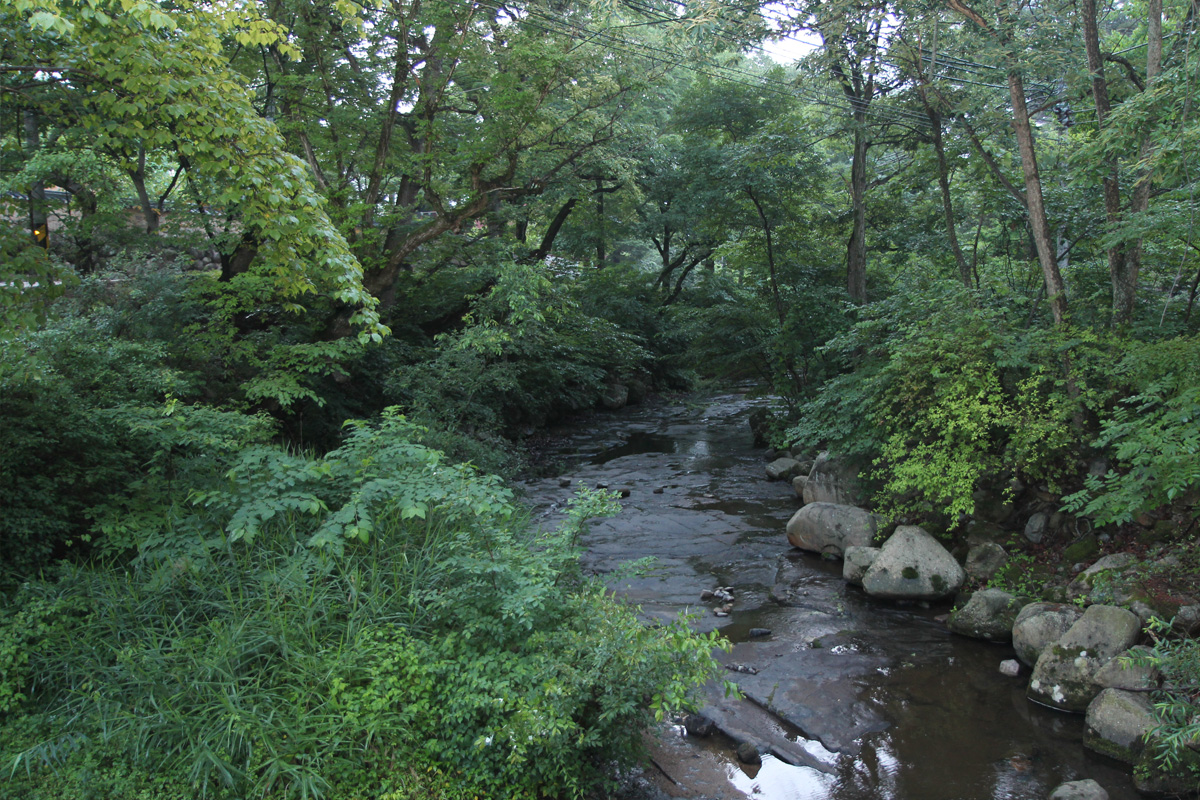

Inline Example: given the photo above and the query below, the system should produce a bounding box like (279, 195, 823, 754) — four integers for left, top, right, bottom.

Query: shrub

(1063, 335, 1200, 525)
(4, 415, 724, 800)
(785, 278, 1101, 522)
(0, 316, 179, 579)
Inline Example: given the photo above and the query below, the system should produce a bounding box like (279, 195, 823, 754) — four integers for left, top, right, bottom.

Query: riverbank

(520, 388, 1161, 800)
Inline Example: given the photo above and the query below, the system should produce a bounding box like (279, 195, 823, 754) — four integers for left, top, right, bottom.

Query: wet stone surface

(520, 391, 1141, 800)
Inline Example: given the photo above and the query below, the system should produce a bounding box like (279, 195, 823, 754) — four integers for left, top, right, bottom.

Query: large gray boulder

(1172, 603, 1200, 636)
(1083, 688, 1155, 763)
(1048, 779, 1109, 800)
(1023, 511, 1049, 544)
(1134, 741, 1200, 795)
(947, 589, 1030, 641)
(1027, 604, 1142, 712)
(801, 452, 861, 506)
(1093, 646, 1159, 691)
(1012, 603, 1084, 667)
(964, 542, 1007, 583)
(1067, 553, 1139, 602)
(766, 457, 803, 482)
(861, 526, 966, 601)
(792, 474, 809, 499)
(842, 546, 880, 587)
(785, 503, 882, 558)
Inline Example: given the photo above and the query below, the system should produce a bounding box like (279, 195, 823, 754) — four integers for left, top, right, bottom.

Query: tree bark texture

(847, 124, 869, 303)
(919, 90, 972, 288)
(1007, 70, 1068, 324)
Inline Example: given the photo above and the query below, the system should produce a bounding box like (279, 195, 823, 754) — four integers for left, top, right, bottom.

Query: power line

(519, 0, 935, 128)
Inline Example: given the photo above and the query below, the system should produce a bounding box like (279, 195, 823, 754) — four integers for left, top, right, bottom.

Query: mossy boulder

(1134, 740, 1200, 796)
(1083, 688, 1155, 764)
(965, 542, 1007, 582)
(842, 546, 879, 587)
(948, 589, 1031, 642)
(1012, 603, 1084, 666)
(1062, 533, 1100, 563)
(861, 526, 966, 601)
(1027, 605, 1141, 712)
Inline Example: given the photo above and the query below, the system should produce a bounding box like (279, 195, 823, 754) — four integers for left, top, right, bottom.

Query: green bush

(0, 316, 179, 578)
(383, 260, 653, 442)
(3, 414, 724, 800)
(1063, 335, 1200, 525)
(785, 278, 1101, 522)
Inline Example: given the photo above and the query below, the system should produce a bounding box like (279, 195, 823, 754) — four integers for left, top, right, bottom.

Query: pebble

(653, 487, 664, 494)
(726, 663, 759, 675)
(1000, 659, 1021, 677)
(558, 478, 572, 488)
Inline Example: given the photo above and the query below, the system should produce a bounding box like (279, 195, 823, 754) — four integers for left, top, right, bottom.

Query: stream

(520, 389, 1141, 800)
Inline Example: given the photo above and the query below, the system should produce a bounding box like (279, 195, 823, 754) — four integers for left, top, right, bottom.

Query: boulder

(1024, 511, 1050, 544)
(1048, 779, 1109, 800)
(964, 542, 1007, 582)
(1027, 604, 1142, 712)
(785, 503, 883, 558)
(766, 457, 803, 482)
(1134, 740, 1200, 796)
(801, 452, 861, 506)
(792, 474, 809, 500)
(861, 526, 966, 601)
(736, 740, 762, 765)
(683, 713, 716, 737)
(599, 383, 629, 410)
(1067, 553, 1138, 602)
(1173, 604, 1200, 637)
(625, 378, 649, 405)
(842, 546, 880, 587)
(948, 589, 1030, 641)
(1083, 688, 1155, 763)
(1012, 602, 1084, 667)
(1062, 533, 1100, 563)
(1093, 646, 1158, 691)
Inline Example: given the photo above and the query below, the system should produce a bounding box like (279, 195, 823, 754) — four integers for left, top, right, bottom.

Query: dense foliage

(3, 0, 1199, 792)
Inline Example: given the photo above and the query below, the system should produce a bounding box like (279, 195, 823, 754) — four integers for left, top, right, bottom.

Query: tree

(0, 0, 383, 341)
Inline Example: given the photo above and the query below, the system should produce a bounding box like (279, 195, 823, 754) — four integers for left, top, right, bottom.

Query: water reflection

(726, 756, 838, 800)
(588, 431, 678, 464)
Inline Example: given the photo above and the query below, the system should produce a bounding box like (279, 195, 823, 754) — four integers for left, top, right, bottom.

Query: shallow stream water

(519, 390, 1140, 800)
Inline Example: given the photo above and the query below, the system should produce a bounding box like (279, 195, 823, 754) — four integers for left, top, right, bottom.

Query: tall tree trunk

(847, 123, 869, 303)
(530, 198, 576, 261)
(595, 176, 606, 268)
(1082, 0, 1126, 322)
(747, 188, 785, 327)
(1007, 70, 1069, 324)
(948, 0, 1067, 322)
(1116, 0, 1163, 325)
(919, 89, 971, 287)
(129, 145, 159, 234)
